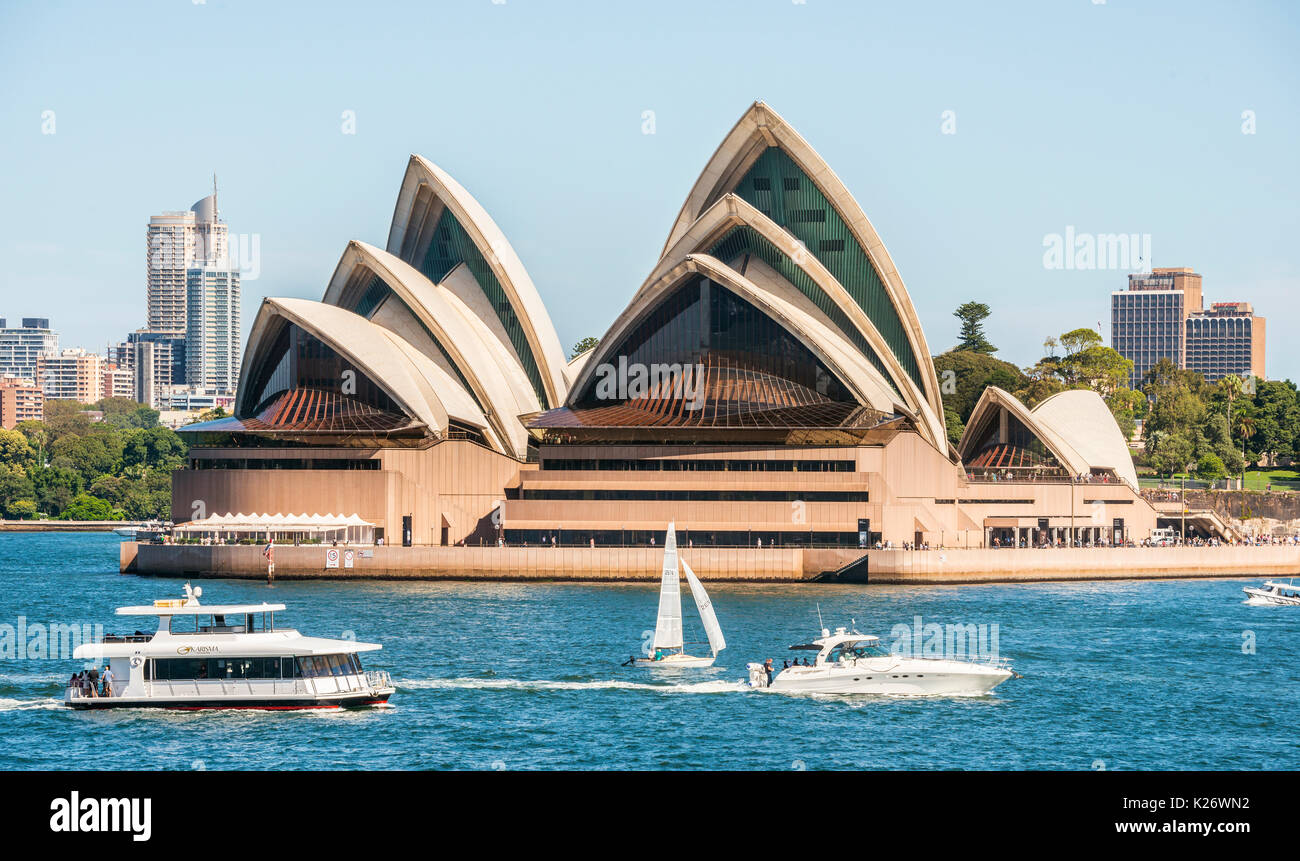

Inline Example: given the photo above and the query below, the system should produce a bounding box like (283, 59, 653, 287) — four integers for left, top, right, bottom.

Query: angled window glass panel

(963, 408, 1063, 473)
(731, 146, 924, 393)
(242, 323, 407, 430)
(707, 225, 900, 400)
(575, 275, 854, 423)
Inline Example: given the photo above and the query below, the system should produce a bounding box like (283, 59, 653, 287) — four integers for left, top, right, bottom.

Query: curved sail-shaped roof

(321, 239, 540, 459)
(1030, 389, 1140, 489)
(658, 101, 944, 425)
(957, 386, 1138, 489)
(234, 297, 496, 446)
(386, 154, 566, 408)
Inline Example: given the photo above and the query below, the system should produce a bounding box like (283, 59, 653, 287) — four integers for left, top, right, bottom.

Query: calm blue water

(1, 532, 1295, 770)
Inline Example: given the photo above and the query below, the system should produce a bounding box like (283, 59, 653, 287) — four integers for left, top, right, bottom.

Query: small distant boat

(113, 526, 139, 538)
(632, 523, 726, 668)
(1243, 580, 1300, 606)
(747, 625, 1017, 695)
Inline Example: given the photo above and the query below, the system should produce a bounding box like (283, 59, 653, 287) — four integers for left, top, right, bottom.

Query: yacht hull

(766, 660, 1012, 696)
(633, 654, 715, 668)
(1243, 588, 1300, 606)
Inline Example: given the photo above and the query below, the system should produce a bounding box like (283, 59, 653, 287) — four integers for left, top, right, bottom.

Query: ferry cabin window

(151, 657, 297, 680)
(166, 614, 269, 634)
(296, 654, 363, 678)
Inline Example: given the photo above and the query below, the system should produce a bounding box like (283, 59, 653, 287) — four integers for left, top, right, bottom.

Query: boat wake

(0, 697, 63, 712)
(398, 677, 749, 695)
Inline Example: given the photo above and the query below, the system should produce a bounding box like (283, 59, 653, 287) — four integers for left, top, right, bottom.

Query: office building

(1185, 302, 1266, 383)
(0, 317, 58, 381)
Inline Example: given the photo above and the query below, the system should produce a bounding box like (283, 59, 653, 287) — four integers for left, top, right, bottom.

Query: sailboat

(633, 523, 726, 668)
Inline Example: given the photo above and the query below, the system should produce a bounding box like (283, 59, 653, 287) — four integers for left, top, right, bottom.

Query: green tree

(95, 397, 161, 430)
(1248, 379, 1299, 466)
(0, 464, 37, 518)
(29, 464, 84, 517)
(569, 337, 601, 360)
(60, 492, 122, 521)
(6, 498, 38, 520)
(0, 429, 37, 468)
(40, 400, 94, 442)
(49, 431, 125, 486)
(952, 302, 996, 353)
(943, 407, 965, 446)
(13, 420, 48, 465)
(1147, 430, 1195, 478)
(1195, 452, 1226, 483)
(931, 350, 1027, 423)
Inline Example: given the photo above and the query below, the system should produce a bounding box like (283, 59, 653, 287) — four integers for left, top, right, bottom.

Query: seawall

(124, 542, 1300, 584)
(1, 520, 137, 532)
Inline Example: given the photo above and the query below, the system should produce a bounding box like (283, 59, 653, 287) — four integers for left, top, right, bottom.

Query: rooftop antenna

(212, 172, 218, 220)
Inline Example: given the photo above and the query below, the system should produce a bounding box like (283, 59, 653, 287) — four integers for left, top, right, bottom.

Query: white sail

(651, 523, 683, 651)
(682, 560, 726, 656)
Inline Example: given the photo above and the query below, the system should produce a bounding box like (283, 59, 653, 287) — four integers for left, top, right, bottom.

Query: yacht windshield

(827, 641, 890, 662)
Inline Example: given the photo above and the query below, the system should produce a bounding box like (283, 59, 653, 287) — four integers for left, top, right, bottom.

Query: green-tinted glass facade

(418, 208, 548, 406)
(707, 224, 900, 401)
(731, 146, 925, 394)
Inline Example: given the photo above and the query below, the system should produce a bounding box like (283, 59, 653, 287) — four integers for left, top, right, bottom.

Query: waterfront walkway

(123, 542, 1300, 584)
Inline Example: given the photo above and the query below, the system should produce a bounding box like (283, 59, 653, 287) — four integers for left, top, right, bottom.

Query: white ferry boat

(64, 584, 395, 710)
(747, 626, 1017, 696)
(1242, 580, 1300, 606)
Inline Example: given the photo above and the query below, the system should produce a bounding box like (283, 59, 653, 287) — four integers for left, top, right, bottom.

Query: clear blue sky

(2, 0, 1296, 382)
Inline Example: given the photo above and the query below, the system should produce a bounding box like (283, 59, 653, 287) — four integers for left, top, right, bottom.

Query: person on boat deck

(653, 648, 664, 661)
(101, 666, 114, 697)
(86, 665, 99, 696)
(763, 658, 774, 685)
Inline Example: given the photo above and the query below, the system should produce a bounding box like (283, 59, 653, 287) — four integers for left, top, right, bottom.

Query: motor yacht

(1242, 580, 1300, 606)
(64, 584, 395, 710)
(747, 626, 1016, 696)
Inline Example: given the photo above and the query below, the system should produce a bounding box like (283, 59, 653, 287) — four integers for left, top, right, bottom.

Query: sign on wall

(325, 548, 340, 569)
(343, 549, 355, 569)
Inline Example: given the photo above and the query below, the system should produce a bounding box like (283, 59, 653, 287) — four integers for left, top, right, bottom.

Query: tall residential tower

(145, 191, 228, 338)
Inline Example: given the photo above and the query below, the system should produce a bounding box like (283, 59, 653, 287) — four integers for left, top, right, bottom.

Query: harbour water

(2, 532, 1296, 770)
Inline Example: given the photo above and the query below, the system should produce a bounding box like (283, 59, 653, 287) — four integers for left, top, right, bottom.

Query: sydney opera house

(175, 103, 1157, 554)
